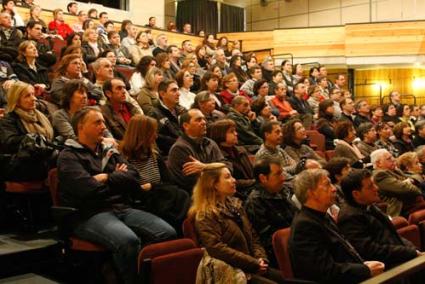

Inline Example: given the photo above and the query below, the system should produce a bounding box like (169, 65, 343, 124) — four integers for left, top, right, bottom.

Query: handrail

(381, 94, 417, 106)
(360, 254, 425, 284)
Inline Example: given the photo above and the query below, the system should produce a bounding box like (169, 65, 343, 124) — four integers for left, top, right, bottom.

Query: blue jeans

(74, 208, 176, 284)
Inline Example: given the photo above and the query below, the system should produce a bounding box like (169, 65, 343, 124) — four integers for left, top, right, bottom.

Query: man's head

(371, 149, 396, 170)
(0, 11, 12, 28)
(254, 158, 285, 193)
(416, 120, 425, 139)
(389, 91, 401, 104)
(156, 34, 168, 48)
(330, 88, 342, 103)
(26, 20, 43, 40)
(167, 45, 180, 60)
(99, 12, 108, 24)
(274, 82, 287, 99)
(318, 65, 327, 77)
(355, 99, 370, 116)
(108, 31, 120, 46)
(53, 9, 64, 22)
(67, 2, 78, 15)
(341, 169, 380, 206)
(340, 97, 354, 114)
(335, 74, 346, 88)
(158, 80, 179, 108)
(182, 40, 193, 53)
(103, 78, 127, 105)
(183, 23, 191, 33)
(77, 10, 88, 22)
(180, 109, 207, 138)
(293, 82, 306, 98)
(248, 65, 262, 80)
(93, 58, 113, 82)
(294, 169, 336, 212)
(214, 49, 226, 64)
(357, 122, 377, 143)
(262, 121, 282, 146)
(148, 16, 156, 27)
(72, 107, 106, 144)
(232, 96, 250, 115)
(416, 146, 425, 165)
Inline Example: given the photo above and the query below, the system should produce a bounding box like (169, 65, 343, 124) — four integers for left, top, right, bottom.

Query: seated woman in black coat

(393, 122, 415, 155)
(208, 119, 256, 200)
(119, 114, 189, 229)
(316, 99, 337, 150)
(0, 81, 54, 181)
(13, 40, 50, 94)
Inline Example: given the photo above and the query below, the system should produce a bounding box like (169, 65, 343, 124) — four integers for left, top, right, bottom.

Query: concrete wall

(246, 0, 425, 31)
(35, 0, 165, 28)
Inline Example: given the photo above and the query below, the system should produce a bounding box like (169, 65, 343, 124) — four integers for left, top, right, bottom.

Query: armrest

(51, 206, 79, 223)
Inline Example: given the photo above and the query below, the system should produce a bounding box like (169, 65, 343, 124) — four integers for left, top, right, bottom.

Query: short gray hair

(92, 57, 110, 73)
(370, 149, 390, 169)
(294, 169, 329, 205)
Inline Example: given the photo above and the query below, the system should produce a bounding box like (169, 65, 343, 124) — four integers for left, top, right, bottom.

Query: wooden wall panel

(345, 21, 425, 57)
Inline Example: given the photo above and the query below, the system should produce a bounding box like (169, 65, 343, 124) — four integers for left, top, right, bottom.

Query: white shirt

(178, 87, 196, 110)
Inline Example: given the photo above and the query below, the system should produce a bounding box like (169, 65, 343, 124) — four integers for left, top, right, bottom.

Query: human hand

(93, 173, 108, 183)
(290, 110, 298, 116)
(247, 111, 256, 121)
(257, 258, 268, 274)
(417, 250, 425, 256)
(2, 79, 14, 90)
(141, 183, 152, 191)
(115, 163, 128, 172)
(182, 156, 205, 176)
(269, 114, 277, 121)
(364, 261, 385, 277)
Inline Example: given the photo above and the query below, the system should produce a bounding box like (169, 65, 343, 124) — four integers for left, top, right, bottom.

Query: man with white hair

(289, 168, 385, 283)
(214, 48, 229, 75)
(371, 149, 425, 217)
(152, 33, 168, 57)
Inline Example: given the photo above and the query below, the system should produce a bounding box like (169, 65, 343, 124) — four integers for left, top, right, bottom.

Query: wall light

(412, 78, 425, 89)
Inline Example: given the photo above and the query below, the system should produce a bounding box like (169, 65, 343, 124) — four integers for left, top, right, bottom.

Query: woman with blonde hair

(13, 40, 50, 93)
(0, 81, 54, 181)
(136, 66, 163, 114)
(189, 163, 284, 283)
(120, 114, 189, 229)
(81, 28, 107, 63)
(397, 151, 425, 192)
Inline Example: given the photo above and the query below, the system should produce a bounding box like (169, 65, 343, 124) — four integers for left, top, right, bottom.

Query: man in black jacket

(289, 168, 385, 283)
(338, 169, 422, 269)
(148, 80, 186, 155)
(57, 107, 176, 284)
(245, 157, 297, 266)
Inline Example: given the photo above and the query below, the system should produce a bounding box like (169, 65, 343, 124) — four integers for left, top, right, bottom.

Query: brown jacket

(100, 101, 141, 140)
(195, 197, 267, 273)
(137, 86, 160, 114)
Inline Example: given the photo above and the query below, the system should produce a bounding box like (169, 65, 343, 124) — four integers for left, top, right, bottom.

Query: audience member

(370, 105, 384, 125)
(48, 9, 72, 39)
(58, 106, 176, 284)
(66, 2, 78, 16)
(338, 169, 420, 269)
(0, 81, 54, 181)
(324, 157, 352, 206)
(389, 90, 401, 108)
(281, 60, 294, 94)
(136, 66, 163, 114)
(288, 82, 313, 128)
(316, 99, 337, 150)
(175, 69, 195, 110)
(245, 158, 297, 265)
(383, 103, 399, 124)
(270, 82, 297, 121)
(208, 119, 255, 199)
(220, 73, 249, 105)
(340, 97, 355, 123)
(72, 10, 87, 33)
(334, 73, 346, 91)
(240, 65, 262, 97)
(128, 30, 152, 65)
(256, 121, 297, 174)
(283, 119, 325, 164)
(354, 100, 372, 128)
(129, 55, 155, 96)
(168, 109, 227, 193)
(371, 149, 425, 217)
(397, 152, 425, 192)
(25, 20, 57, 67)
(413, 120, 425, 148)
(393, 121, 415, 155)
(148, 80, 185, 155)
(189, 163, 284, 283)
(375, 121, 399, 157)
(107, 31, 132, 65)
(0, 11, 23, 60)
(2, 0, 24, 27)
(145, 16, 157, 29)
(27, 5, 47, 31)
(355, 122, 378, 157)
(88, 8, 97, 19)
(152, 33, 168, 57)
(81, 28, 107, 64)
(121, 23, 137, 49)
(119, 114, 190, 229)
(289, 169, 385, 283)
(334, 120, 365, 167)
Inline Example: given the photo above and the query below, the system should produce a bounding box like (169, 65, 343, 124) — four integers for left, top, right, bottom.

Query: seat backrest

(397, 224, 422, 250)
(306, 130, 325, 152)
(182, 216, 199, 246)
(325, 150, 336, 161)
(138, 238, 202, 284)
(48, 168, 59, 206)
(150, 248, 203, 284)
(272, 227, 293, 278)
(391, 216, 409, 229)
(408, 209, 425, 225)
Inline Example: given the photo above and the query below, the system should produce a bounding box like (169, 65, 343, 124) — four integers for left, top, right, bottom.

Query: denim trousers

(74, 208, 177, 284)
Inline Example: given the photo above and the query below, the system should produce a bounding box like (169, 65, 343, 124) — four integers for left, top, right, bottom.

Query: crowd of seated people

(2, 1, 425, 283)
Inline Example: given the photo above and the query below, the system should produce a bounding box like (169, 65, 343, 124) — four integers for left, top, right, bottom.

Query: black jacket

(289, 206, 370, 284)
(148, 103, 186, 155)
(245, 184, 297, 263)
(57, 140, 140, 221)
(288, 95, 312, 115)
(354, 114, 371, 129)
(393, 138, 415, 155)
(12, 61, 50, 87)
(338, 203, 417, 268)
(413, 134, 425, 148)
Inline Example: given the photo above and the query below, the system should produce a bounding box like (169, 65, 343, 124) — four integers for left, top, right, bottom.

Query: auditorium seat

(391, 216, 409, 230)
(182, 216, 199, 246)
(272, 227, 293, 278)
(325, 150, 335, 161)
(407, 209, 425, 251)
(306, 130, 325, 152)
(397, 224, 422, 250)
(138, 238, 203, 284)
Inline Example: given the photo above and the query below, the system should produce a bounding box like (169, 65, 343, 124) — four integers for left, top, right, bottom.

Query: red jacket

(48, 20, 73, 39)
(220, 89, 251, 105)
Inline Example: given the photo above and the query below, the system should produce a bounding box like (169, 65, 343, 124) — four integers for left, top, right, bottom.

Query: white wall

(38, 0, 165, 28)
